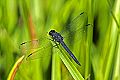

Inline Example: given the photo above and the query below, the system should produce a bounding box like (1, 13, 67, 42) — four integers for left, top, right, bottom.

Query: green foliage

(0, 0, 119, 80)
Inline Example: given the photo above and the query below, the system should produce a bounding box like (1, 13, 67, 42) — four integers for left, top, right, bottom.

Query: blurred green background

(0, 0, 120, 80)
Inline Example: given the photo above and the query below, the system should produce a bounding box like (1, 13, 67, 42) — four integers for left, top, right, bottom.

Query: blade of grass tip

(7, 55, 25, 80)
(56, 45, 84, 80)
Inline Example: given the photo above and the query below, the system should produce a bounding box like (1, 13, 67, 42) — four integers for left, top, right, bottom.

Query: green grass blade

(51, 49, 61, 80)
(7, 55, 25, 80)
(55, 45, 84, 80)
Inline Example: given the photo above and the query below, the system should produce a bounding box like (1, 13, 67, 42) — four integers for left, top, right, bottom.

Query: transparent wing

(60, 12, 92, 48)
(61, 12, 88, 37)
(19, 35, 53, 61)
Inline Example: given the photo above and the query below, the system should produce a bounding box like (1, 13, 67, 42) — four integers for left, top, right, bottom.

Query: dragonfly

(20, 12, 91, 66)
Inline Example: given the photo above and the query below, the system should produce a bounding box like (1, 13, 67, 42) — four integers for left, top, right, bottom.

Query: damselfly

(20, 12, 92, 66)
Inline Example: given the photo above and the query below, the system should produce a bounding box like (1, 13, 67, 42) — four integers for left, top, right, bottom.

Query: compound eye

(49, 31, 52, 35)
(51, 30, 55, 33)
(49, 30, 55, 35)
